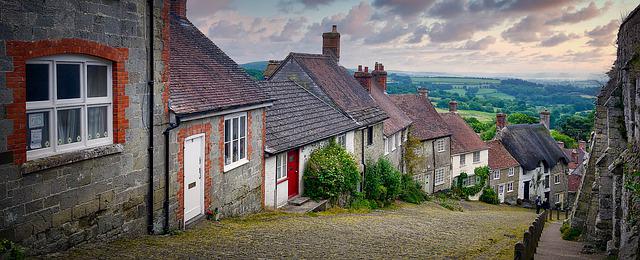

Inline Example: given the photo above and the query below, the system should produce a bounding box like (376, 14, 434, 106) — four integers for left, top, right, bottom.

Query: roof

(369, 81, 412, 136)
(487, 140, 520, 169)
(390, 94, 451, 141)
(562, 147, 587, 170)
(260, 80, 359, 154)
(568, 164, 584, 192)
(497, 124, 570, 171)
(271, 53, 388, 126)
(263, 60, 280, 79)
(440, 112, 487, 154)
(169, 15, 271, 115)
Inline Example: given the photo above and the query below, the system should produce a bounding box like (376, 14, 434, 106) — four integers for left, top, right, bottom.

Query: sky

(184, 0, 637, 80)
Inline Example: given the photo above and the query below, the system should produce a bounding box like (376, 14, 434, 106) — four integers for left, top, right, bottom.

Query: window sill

(224, 158, 249, 173)
(22, 144, 123, 174)
(277, 177, 288, 185)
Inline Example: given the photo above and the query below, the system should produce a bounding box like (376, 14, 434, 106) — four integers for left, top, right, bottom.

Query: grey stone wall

(0, 0, 168, 254)
(549, 162, 568, 208)
(489, 166, 520, 204)
(417, 137, 452, 192)
(384, 128, 408, 172)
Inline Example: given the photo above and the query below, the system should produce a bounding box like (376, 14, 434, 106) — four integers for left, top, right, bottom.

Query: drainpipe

(163, 113, 180, 233)
(146, 0, 156, 234)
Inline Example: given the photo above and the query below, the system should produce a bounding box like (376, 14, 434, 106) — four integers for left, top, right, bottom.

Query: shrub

(479, 186, 500, 205)
(0, 239, 25, 260)
(364, 158, 402, 205)
(349, 192, 379, 210)
(560, 221, 582, 241)
(400, 174, 429, 204)
(303, 141, 360, 201)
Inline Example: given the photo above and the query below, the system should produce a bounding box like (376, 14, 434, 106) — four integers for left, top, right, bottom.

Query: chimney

(496, 113, 507, 130)
(578, 140, 587, 151)
(170, 0, 187, 18)
(557, 141, 564, 149)
(354, 65, 372, 91)
(540, 109, 551, 129)
(322, 25, 340, 63)
(449, 100, 458, 113)
(372, 62, 388, 93)
(571, 150, 579, 163)
(418, 88, 428, 99)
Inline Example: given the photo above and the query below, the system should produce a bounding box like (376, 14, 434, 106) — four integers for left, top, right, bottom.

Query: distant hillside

(241, 61, 268, 71)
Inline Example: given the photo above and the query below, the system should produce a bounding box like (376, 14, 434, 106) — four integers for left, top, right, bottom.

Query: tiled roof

(263, 60, 280, 79)
(279, 53, 388, 126)
(390, 94, 451, 141)
(497, 124, 569, 171)
(568, 165, 584, 192)
(487, 140, 520, 169)
(369, 81, 412, 136)
(440, 112, 487, 154)
(260, 80, 359, 154)
(561, 147, 587, 170)
(169, 15, 271, 115)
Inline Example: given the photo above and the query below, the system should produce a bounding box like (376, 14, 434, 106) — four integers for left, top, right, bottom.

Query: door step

(288, 196, 310, 206)
(281, 198, 328, 213)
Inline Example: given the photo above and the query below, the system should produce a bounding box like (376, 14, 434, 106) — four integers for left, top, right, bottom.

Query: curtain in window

(58, 108, 81, 145)
(88, 106, 108, 139)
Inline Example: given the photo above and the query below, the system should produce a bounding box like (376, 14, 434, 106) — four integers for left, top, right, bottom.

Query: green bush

(350, 193, 380, 210)
(479, 186, 500, 205)
(0, 239, 25, 260)
(560, 221, 582, 241)
(303, 141, 360, 201)
(364, 158, 402, 205)
(400, 174, 429, 204)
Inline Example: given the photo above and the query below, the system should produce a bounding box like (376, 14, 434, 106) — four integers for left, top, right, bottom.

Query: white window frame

(473, 151, 480, 163)
(459, 154, 466, 166)
(390, 133, 396, 151)
(436, 139, 445, 152)
(554, 174, 561, 184)
(396, 132, 402, 147)
(336, 133, 346, 148)
(384, 137, 389, 155)
(223, 112, 248, 172)
(434, 168, 445, 185)
(508, 167, 515, 177)
(498, 184, 504, 194)
(26, 55, 113, 161)
(275, 153, 287, 181)
(507, 182, 514, 192)
(493, 169, 500, 180)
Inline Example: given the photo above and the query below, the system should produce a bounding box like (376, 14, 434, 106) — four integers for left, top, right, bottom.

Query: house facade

(0, 0, 169, 254)
(440, 101, 488, 199)
(261, 80, 359, 208)
(391, 89, 452, 193)
(487, 140, 521, 204)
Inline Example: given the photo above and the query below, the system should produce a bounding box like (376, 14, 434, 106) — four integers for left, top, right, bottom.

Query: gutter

(146, 0, 155, 235)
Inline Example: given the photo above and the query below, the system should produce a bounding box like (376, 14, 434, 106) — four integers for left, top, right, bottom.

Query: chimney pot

(358, 65, 362, 72)
(322, 26, 341, 63)
(579, 140, 587, 150)
(557, 141, 564, 148)
(449, 100, 458, 113)
(540, 109, 551, 130)
(332, 25, 337, 32)
(496, 113, 507, 130)
(364, 66, 369, 73)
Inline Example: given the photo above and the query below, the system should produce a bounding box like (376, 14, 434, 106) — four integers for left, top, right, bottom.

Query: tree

(480, 125, 496, 141)
(508, 113, 538, 124)
(551, 130, 577, 149)
(556, 113, 594, 141)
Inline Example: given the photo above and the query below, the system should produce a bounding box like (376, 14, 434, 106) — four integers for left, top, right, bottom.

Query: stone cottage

(440, 101, 488, 199)
(260, 80, 359, 209)
(487, 140, 521, 204)
(569, 4, 640, 258)
(391, 89, 452, 193)
(0, 0, 170, 254)
(266, 26, 388, 179)
(165, 1, 272, 227)
(354, 63, 412, 172)
(496, 119, 569, 208)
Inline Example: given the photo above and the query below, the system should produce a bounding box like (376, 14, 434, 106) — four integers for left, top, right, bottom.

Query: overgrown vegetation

(363, 158, 403, 207)
(400, 174, 429, 204)
(560, 221, 582, 241)
(404, 129, 426, 176)
(479, 187, 500, 205)
(435, 192, 464, 211)
(0, 239, 25, 260)
(303, 141, 360, 202)
(550, 130, 578, 149)
(452, 166, 490, 200)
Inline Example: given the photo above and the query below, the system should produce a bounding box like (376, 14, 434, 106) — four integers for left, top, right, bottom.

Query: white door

(184, 134, 204, 223)
(498, 184, 505, 203)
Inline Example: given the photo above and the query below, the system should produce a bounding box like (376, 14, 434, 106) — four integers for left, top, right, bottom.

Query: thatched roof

(497, 124, 569, 171)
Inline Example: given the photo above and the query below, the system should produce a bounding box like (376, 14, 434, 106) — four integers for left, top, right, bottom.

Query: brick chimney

(322, 25, 340, 63)
(449, 101, 458, 113)
(372, 62, 388, 93)
(418, 88, 428, 99)
(557, 141, 564, 149)
(496, 113, 507, 130)
(578, 140, 587, 151)
(571, 150, 579, 163)
(170, 0, 187, 18)
(540, 109, 551, 129)
(354, 65, 372, 91)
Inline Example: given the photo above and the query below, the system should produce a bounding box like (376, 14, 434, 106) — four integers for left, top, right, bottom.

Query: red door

(287, 149, 299, 198)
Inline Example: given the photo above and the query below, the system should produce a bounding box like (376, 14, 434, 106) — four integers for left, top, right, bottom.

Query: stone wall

(0, 0, 169, 254)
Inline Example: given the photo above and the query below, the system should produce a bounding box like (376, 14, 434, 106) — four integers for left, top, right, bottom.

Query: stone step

(288, 196, 310, 206)
(281, 199, 328, 214)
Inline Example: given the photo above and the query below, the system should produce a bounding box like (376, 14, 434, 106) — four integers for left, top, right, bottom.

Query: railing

(513, 208, 569, 260)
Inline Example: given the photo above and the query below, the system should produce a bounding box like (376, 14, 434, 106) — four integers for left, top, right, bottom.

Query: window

(390, 134, 396, 151)
(366, 126, 373, 146)
(554, 174, 561, 184)
(396, 133, 402, 146)
(224, 113, 248, 170)
(473, 151, 480, 163)
(436, 139, 445, 152)
(555, 193, 563, 203)
(544, 175, 550, 189)
(459, 154, 466, 166)
(26, 56, 113, 160)
(498, 184, 504, 194)
(493, 169, 500, 180)
(544, 166, 549, 173)
(384, 137, 389, 155)
(275, 153, 287, 180)
(403, 131, 408, 142)
(507, 182, 514, 192)
(508, 167, 515, 177)
(336, 133, 346, 147)
(435, 168, 445, 185)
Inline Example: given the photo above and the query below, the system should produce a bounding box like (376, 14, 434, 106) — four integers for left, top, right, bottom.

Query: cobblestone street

(50, 201, 535, 259)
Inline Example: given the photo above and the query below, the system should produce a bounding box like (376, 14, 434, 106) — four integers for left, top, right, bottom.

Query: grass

(411, 77, 501, 85)
(476, 88, 515, 100)
(445, 88, 466, 96)
(436, 108, 495, 122)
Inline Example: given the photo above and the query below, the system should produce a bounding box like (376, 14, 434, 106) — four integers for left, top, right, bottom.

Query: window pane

(239, 137, 245, 159)
(224, 143, 230, 165)
(27, 111, 50, 151)
(232, 140, 238, 162)
(232, 118, 238, 140)
(57, 108, 81, 145)
(88, 106, 108, 140)
(87, 65, 108, 97)
(240, 116, 246, 138)
(56, 64, 81, 99)
(276, 156, 281, 179)
(224, 119, 230, 142)
(26, 64, 50, 102)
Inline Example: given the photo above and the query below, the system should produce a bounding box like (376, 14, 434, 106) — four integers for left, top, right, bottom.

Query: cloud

(547, 1, 611, 25)
(186, 0, 232, 21)
(428, 0, 466, 18)
(539, 32, 580, 47)
(585, 19, 619, 47)
(372, 0, 436, 18)
(467, 0, 578, 13)
(462, 36, 496, 50)
(270, 17, 309, 42)
(501, 15, 547, 43)
(277, 0, 337, 12)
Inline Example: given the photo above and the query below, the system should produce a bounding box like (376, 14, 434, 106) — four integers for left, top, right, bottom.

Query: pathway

(534, 221, 605, 260)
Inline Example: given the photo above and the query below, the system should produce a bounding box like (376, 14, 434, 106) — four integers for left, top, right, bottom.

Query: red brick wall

(176, 122, 212, 223)
(5, 38, 129, 165)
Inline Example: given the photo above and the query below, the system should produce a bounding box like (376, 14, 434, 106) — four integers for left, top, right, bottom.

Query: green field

(445, 89, 466, 96)
(411, 77, 501, 85)
(435, 107, 495, 122)
(476, 88, 516, 100)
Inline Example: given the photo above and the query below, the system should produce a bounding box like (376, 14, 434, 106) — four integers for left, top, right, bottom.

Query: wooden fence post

(529, 225, 537, 253)
(514, 242, 525, 260)
(557, 208, 560, 220)
(523, 231, 531, 260)
(565, 209, 568, 219)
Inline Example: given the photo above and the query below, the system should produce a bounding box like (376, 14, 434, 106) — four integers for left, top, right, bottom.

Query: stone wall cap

(21, 144, 124, 174)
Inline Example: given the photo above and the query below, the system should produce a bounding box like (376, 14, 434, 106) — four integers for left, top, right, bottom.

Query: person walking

(535, 196, 542, 214)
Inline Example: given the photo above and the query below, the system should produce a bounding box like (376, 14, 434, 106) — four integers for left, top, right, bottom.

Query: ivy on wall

(453, 166, 490, 199)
